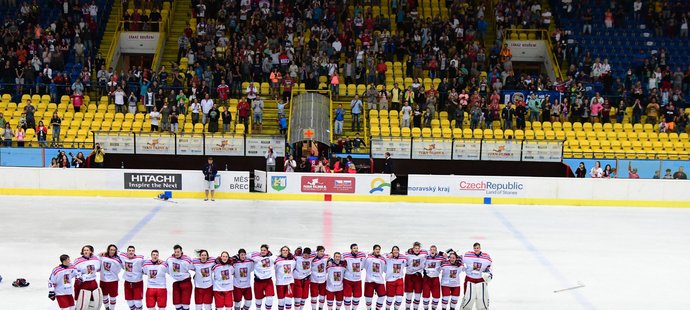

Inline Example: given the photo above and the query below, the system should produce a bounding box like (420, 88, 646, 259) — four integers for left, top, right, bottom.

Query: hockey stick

(553, 282, 585, 293)
(153, 198, 178, 203)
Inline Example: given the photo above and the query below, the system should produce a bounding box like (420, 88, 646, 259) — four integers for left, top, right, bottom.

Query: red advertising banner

(300, 176, 356, 193)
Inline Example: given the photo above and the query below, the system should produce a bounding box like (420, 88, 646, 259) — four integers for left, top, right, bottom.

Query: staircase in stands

(161, 0, 193, 68)
(97, 0, 123, 63)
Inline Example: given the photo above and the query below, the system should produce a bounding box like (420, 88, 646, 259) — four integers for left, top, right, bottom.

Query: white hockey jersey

(100, 255, 124, 282)
(74, 255, 101, 282)
(166, 254, 193, 282)
(326, 260, 347, 292)
(440, 261, 464, 287)
(310, 254, 330, 284)
(405, 249, 428, 275)
(462, 251, 492, 280)
(294, 254, 315, 280)
(343, 251, 366, 281)
(364, 254, 386, 284)
(385, 254, 407, 282)
(192, 258, 216, 289)
(423, 253, 444, 278)
(250, 252, 276, 280)
(49, 265, 77, 296)
(143, 260, 168, 289)
(212, 262, 234, 292)
(275, 256, 296, 285)
(233, 258, 254, 288)
(119, 253, 145, 283)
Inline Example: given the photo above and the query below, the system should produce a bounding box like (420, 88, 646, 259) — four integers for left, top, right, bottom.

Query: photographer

(56, 151, 70, 168)
(70, 152, 87, 168)
(89, 144, 106, 168)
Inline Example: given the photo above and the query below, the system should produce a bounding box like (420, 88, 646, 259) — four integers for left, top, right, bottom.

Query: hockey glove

(48, 291, 56, 300)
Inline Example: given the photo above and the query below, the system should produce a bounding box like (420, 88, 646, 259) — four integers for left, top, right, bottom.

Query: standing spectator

(37, 121, 48, 147)
(208, 104, 220, 133)
(284, 155, 296, 172)
(575, 162, 587, 178)
(149, 107, 161, 131)
(502, 103, 514, 130)
(177, 34, 189, 62)
(582, 8, 593, 34)
(15, 126, 25, 147)
(646, 100, 660, 124)
(334, 104, 345, 136)
(413, 104, 422, 128)
(221, 106, 232, 133)
(217, 79, 229, 106)
(144, 87, 155, 113)
(590, 93, 604, 123)
(382, 152, 394, 174)
(252, 97, 264, 131)
(170, 111, 179, 133)
(270, 69, 282, 99)
(590, 161, 603, 178)
(71, 152, 86, 168)
(90, 143, 106, 168)
(499, 44, 512, 70)
(401, 102, 412, 128)
(113, 86, 126, 113)
(200, 94, 214, 125)
(351, 95, 363, 131)
(616, 100, 627, 124)
(279, 114, 288, 136)
(330, 72, 340, 100)
(265, 146, 276, 171)
(632, 99, 643, 124)
(24, 100, 36, 129)
(245, 82, 258, 104)
(191, 99, 201, 125)
(160, 102, 170, 131)
(72, 92, 84, 113)
(202, 157, 218, 201)
(128, 92, 138, 114)
(50, 112, 61, 146)
(366, 84, 379, 110)
(237, 97, 250, 129)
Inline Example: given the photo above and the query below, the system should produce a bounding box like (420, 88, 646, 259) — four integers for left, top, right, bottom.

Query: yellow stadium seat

(494, 129, 504, 139)
(483, 129, 493, 139)
(422, 128, 432, 137)
(532, 121, 542, 131)
(514, 130, 524, 140)
(593, 123, 603, 132)
(411, 127, 421, 137)
(431, 128, 442, 138)
(562, 122, 572, 131)
(524, 129, 535, 140)
(462, 128, 473, 138)
(391, 127, 401, 137)
(535, 130, 546, 140)
(583, 122, 593, 131)
(235, 124, 245, 134)
(542, 121, 552, 131)
(401, 127, 411, 137)
(473, 129, 483, 139)
(669, 132, 679, 142)
(370, 127, 381, 136)
(637, 132, 647, 141)
(369, 110, 379, 119)
(381, 127, 391, 137)
(603, 123, 613, 132)
(431, 119, 440, 128)
(573, 122, 583, 132)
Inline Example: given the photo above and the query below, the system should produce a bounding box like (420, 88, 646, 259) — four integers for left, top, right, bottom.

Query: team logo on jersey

(271, 176, 287, 191)
(412, 259, 420, 267)
(201, 268, 210, 277)
(472, 262, 482, 271)
(104, 262, 111, 271)
(150, 270, 158, 279)
(369, 177, 391, 194)
(125, 262, 133, 272)
(261, 258, 270, 268)
(86, 265, 95, 274)
(352, 263, 360, 272)
(63, 274, 70, 284)
(317, 264, 325, 273)
(428, 262, 436, 268)
(221, 270, 230, 280)
(450, 270, 457, 278)
(302, 261, 310, 270)
(393, 264, 401, 274)
(173, 263, 180, 272)
(372, 263, 380, 273)
(333, 271, 341, 281)
(240, 267, 248, 277)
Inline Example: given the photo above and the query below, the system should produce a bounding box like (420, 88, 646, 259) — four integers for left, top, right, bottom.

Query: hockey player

(460, 244, 492, 310)
(100, 244, 123, 310)
(233, 249, 254, 310)
(143, 250, 169, 310)
(422, 246, 443, 310)
(275, 246, 297, 310)
(251, 244, 277, 310)
(120, 245, 145, 310)
(192, 250, 216, 310)
(326, 252, 347, 310)
(342, 243, 366, 310)
(363, 245, 386, 310)
(73, 245, 103, 310)
(293, 247, 315, 310)
(404, 242, 427, 310)
(310, 246, 330, 310)
(49, 254, 78, 310)
(384, 246, 406, 310)
(167, 244, 194, 310)
(440, 252, 463, 310)
(213, 251, 235, 310)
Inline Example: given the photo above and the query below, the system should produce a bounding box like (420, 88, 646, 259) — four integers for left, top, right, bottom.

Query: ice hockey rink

(1, 195, 689, 309)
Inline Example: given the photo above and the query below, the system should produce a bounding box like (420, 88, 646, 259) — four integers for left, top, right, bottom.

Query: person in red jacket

(237, 98, 250, 129)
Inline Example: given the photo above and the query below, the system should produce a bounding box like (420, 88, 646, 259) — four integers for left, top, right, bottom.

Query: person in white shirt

(113, 86, 126, 113)
(191, 99, 201, 124)
(252, 97, 265, 131)
(401, 102, 412, 128)
(200, 94, 214, 124)
(246, 83, 258, 103)
(284, 155, 297, 172)
(590, 161, 603, 178)
(149, 107, 161, 131)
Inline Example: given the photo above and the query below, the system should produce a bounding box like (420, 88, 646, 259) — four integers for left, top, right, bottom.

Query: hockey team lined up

(49, 242, 493, 310)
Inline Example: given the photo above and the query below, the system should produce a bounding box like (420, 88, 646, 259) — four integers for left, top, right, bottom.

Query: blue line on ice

(116, 204, 164, 248)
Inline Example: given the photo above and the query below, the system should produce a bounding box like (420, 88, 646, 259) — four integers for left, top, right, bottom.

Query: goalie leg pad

(76, 290, 92, 310)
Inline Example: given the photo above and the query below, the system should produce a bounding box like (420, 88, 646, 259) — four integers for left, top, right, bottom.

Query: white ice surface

(0, 196, 689, 309)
